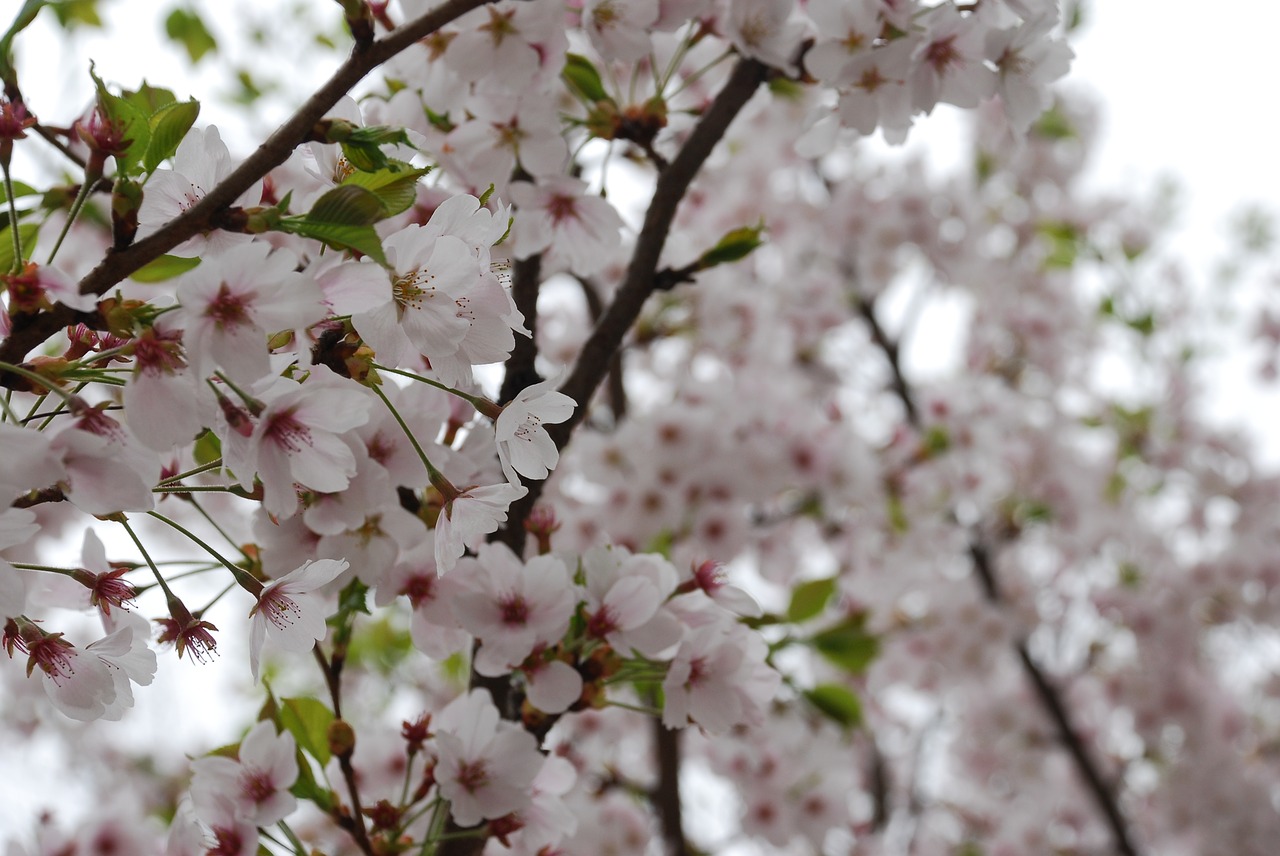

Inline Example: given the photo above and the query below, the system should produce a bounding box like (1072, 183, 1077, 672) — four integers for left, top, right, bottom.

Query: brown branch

(652, 719, 689, 856)
(860, 296, 1141, 856)
(497, 253, 544, 405)
(574, 274, 626, 422)
(0, 0, 492, 375)
(314, 646, 375, 855)
(492, 56, 771, 556)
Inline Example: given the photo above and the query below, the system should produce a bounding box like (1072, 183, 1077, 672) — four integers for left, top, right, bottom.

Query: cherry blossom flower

(232, 370, 373, 518)
(662, 619, 779, 733)
(122, 321, 205, 451)
(435, 481, 527, 575)
(175, 242, 324, 383)
(248, 558, 348, 681)
(581, 546, 683, 658)
(583, 0, 659, 62)
(48, 403, 160, 515)
(191, 720, 298, 827)
(495, 379, 576, 484)
(137, 125, 262, 255)
(508, 176, 623, 277)
(453, 543, 575, 676)
(434, 689, 543, 827)
(985, 15, 1074, 132)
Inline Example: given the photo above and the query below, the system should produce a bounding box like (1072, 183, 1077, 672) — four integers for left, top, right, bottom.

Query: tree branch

(652, 719, 689, 856)
(859, 295, 1141, 856)
(0, 0, 491, 376)
(498, 253, 544, 405)
(494, 56, 771, 555)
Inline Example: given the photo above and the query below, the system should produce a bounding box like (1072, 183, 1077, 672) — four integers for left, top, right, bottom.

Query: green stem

(9, 562, 79, 576)
(277, 821, 307, 856)
(157, 459, 224, 485)
(604, 699, 662, 717)
(374, 364, 498, 416)
(0, 361, 75, 403)
(118, 516, 178, 602)
(2, 158, 23, 273)
(370, 382, 449, 487)
(147, 510, 263, 596)
(46, 172, 95, 265)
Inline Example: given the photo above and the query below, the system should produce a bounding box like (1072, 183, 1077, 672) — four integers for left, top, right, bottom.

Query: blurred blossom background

(2, 0, 1278, 839)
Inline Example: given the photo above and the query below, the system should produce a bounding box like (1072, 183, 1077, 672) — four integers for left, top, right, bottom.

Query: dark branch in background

(493, 56, 771, 556)
(860, 296, 1140, 856)
(497, 253, 544, 405)
(439, 55, 772, 856)
(652, 719, 689, 856)
(0, 0, 492, 377)
(574, 274, 626, 422)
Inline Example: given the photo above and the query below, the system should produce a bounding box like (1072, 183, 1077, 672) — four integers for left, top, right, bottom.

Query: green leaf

(562, 53, 611, 104)
(308, 184, 388, 226)
(786, 577, 836, 623)
(279, 696, 334, 766)
(129, 253, 200, 283)
(144, 98, 200, 172)
(0, 180, 37, 204)
(343, 163, 430, 217)
(280, 219, 387, 265)
(49, 0, 103, 29)
(0, 0, 47, 89)
(122, 82, 177, 115)
(698, 222, 766, 269)
(808, 615, 880, 676)
(164, 6, 217, 64)
(192, 427, 221, 466)
(0, 222, 39, 271)
(289, 752, 333, 811)
(335, 578, 370, 619)
(804, 683, 863, 729)
(88, 63, 150, 177)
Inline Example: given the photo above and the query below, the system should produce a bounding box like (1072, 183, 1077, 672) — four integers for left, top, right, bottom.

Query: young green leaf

(343, 164, 431, 217)
(808, 614, 880, 675)
(562, 53, 612, 104)
(0, 222, 39, 272)
(804, 683, 863, 729)
(786, 576, 837, 623)
(164, 6, 218, 64)
(278, 696, 334, 766)
(129, 253, 201, 283)
(143, 99, 200, 173)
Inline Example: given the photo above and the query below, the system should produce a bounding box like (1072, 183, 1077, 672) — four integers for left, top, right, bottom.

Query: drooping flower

(248, 558, 349, 681)
(435, 482, 527, 575)
(494, 379, 576, 484)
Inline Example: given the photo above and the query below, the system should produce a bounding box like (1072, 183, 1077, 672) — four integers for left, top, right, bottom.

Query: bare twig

(860, 296, 1141, 856)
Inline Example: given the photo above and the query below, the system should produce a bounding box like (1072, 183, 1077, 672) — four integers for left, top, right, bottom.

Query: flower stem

(373, 364, 500, 418)
(147, 510, 263, 597)
(118, 516, 178, 602)
(46, 173, 95, 265)
(370, 382, 452, 493)
(2, 158, 23, 273)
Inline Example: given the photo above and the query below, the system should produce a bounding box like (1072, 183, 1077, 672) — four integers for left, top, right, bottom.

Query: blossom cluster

(6, 2, 1225, 856)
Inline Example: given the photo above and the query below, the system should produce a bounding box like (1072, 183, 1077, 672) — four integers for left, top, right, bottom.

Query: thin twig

(860, 296, 1141, 856)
